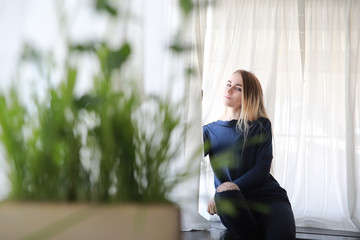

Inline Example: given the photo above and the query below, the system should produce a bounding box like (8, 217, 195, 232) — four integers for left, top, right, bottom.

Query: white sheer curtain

(197, 0, 360, 232)
(0, 0, 209, 231)
(294, 0, 360, 231)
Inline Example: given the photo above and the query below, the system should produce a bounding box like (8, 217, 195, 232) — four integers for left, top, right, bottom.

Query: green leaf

(75, 94, 102, 109)
(179, 0, 194, 15)
(69, 43, 97, 52)
(106, 43, 131, 73)
(247, 201, 271, 214)
(217, 199, 237, 216)
(95, 0, 118, 16)
(66, 67, 77, 99)
(169, 42, 191, 53)
(244, 134, 267, 147)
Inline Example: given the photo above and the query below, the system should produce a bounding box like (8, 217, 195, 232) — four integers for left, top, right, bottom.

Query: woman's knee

(215, 189, 244, 201)
(261, 201, 296, 240)
(214, 190, 246, 212)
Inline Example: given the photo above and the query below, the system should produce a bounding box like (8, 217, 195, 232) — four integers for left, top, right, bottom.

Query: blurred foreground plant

(0, 0, 200, 204)
(0, 41, 186, 203)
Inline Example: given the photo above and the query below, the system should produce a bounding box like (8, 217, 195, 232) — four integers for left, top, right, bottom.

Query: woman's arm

(203, 125, 210, 157)
(217, 181, 240, 192)
(233, 119, 273, 191)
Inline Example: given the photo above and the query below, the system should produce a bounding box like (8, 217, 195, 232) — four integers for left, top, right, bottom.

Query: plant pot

(0, 202, 181, 240)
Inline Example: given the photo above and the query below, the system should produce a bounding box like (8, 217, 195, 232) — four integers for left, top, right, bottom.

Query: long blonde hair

(233, 69, 268, 133)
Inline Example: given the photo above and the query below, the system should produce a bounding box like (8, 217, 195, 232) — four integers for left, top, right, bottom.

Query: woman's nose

(227, 88, 232, 94)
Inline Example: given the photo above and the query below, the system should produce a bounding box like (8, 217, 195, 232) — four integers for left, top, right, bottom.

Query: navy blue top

(203, 117, 289, 203)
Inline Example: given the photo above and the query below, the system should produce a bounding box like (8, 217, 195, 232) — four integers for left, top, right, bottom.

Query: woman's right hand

(207, 198, 217, 215)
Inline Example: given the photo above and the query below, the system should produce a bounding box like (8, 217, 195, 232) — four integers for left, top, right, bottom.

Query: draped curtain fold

(197, 0, 360, 232)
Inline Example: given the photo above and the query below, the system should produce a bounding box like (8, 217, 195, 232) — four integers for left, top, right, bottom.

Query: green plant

(0, 41, 186, 203)
(0, 0, 195, 204)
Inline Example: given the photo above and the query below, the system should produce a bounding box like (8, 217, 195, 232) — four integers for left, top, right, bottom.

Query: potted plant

(0, 1, 196, 239)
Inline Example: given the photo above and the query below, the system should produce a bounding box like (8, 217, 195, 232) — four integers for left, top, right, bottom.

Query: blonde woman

(203, 70, 295, 240)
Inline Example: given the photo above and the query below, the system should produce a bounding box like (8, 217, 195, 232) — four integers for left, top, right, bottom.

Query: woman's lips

(224, 96, 231, 99)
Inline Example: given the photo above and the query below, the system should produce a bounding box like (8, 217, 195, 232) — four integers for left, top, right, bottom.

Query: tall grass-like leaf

(0, 92, 28, 199)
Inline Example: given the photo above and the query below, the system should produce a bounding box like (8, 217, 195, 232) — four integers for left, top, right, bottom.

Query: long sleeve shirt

(203, 117, 289, 203)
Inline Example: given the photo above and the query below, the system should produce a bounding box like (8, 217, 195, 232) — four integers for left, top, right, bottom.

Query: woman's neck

(220, 108, 241, 121)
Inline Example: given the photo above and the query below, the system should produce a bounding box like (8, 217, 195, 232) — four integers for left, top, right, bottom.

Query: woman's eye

(237, 88, 242, 91)
(226, 84, 231, 87)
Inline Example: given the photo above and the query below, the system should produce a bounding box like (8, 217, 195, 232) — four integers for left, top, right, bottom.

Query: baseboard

(296, 227, 360, 240)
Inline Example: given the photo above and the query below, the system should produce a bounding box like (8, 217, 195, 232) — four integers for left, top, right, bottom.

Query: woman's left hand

(216, 182, 240, 193)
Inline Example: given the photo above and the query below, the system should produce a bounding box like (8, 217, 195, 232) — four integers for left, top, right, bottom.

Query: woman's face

(223, 73, 243, 110)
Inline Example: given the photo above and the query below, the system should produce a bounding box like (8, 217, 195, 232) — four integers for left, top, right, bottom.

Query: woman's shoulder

(203, 121, 214, 130)
(203, 121, 216, 134)
(256, 117, 271, 127)
(250, 117, 272, 134)
(203, 119, 237, 130)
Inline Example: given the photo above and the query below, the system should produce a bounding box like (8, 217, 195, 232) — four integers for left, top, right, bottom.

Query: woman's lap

(215, 190, 295, 240)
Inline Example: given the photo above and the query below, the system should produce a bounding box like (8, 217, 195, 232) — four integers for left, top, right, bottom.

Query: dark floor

(181, 221, 224, 240)
(181, 222, 360, 240)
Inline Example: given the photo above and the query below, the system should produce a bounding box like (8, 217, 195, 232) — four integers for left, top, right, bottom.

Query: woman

(203, 70, 296, 240)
